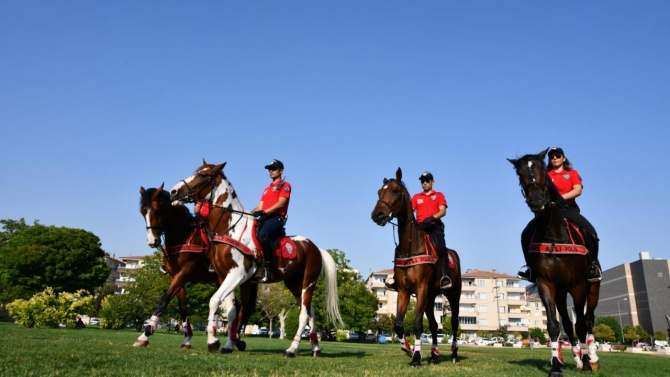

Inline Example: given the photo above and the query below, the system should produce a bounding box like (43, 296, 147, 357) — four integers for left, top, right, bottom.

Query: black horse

(508, 149, 601, 377)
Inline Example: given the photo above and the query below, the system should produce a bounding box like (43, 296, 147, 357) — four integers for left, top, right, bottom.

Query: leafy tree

(520, 331, 529, 340)
(495, 324, 510, 341)
(654, 330, 668, 342)
(634, 325, 650, 343)
(7, 287, 94, 328)
(0, 219, 110, 304)
(441, 316, 461, 338)
(377, 315, 395, 335)
(182, 282, 218, 326)
(311, 249, 356, 330)
(477, 329, 490, 338)
(623, 325, 638, 343)
(529, 327, 547, 344)
(593, 324, 616, 342)
(284, 307, 300, 339)
(595, 316, 623, 343)
(257, 283, 294, 338)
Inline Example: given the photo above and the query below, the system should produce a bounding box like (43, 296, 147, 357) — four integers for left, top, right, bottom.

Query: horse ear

(158, 182, 164, 192)
(214, 162, 227, 172)
(538, 148, 550, 160)
(383, 178, 389, 184)
(203, 158, 208, 166)
(140, 186, 145, 194)
(396, 167, 402, 181)
(507, 158, 518, 166)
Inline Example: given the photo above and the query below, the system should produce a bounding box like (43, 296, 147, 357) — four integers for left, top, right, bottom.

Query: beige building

(366, 268, 547, 341)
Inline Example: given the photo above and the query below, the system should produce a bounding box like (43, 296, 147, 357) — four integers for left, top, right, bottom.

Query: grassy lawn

(0, 322, 666, 377)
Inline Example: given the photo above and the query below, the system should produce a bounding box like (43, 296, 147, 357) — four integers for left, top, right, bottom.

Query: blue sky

(1, 1, 669, 278)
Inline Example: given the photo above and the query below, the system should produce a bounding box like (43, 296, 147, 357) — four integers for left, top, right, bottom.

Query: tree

(256, 283, 294, 338)
(311, 249, 357, 330)
(593, 324, 616, 343)
(529, 327, 547, 344)
(7, 287, 94, 328)
(477, 329, 490, 338)
(595, 316, 623, 343)
(654, 330, 668, 342)
(623, 325, 638, 343)
(376, 315, 395, 335)
(441, 316, 461, 338)
(0, 219, 110, 304)
(402, 300, 430, 335)
(495, 324, 510, 341)
(634, 325, 650, 343)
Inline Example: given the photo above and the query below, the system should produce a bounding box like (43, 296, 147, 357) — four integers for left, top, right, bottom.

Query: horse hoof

(313, 350, 321, 357)
(180, 344, 191, 350)
(428, 357, 439, 365)
(589, 361, 600, 371)
(451, 356, 459, 363)
(208, 341, 220, 353)
(236, 340, 246, 352)
(133, 340, 149, 347)
(410, 361, 422, 368)
(284, 351, 296, 358)
(548, 372, 564, 377)
(220, 348, 233, 354)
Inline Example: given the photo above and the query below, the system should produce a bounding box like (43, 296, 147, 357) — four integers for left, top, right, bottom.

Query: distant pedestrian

(530, 337, 534, 349)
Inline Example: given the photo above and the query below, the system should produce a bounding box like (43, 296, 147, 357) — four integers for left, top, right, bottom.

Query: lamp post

(617, 298, 628, 343)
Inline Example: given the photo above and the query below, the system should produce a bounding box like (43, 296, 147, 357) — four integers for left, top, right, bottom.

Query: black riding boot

(587, 234, 602, 282)
(385, 277, 397, 291)
(439, 257, 452, 289)
(260, 239, 274, 283)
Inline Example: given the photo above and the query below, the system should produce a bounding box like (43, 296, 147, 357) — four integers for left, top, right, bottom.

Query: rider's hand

(422, 216, 435, 225)
(253, 210, 266, 218)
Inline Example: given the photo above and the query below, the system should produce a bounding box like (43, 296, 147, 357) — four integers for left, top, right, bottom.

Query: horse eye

(391, 188, 399, 194)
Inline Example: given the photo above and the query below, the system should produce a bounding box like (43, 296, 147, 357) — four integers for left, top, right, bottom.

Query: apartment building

(116, 255, 151, 294)
(366, 268, 547, 341)
(104, 254, 126, 294)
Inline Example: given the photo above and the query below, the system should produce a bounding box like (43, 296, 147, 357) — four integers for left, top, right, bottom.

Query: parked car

(348, 332, 359, 340)
(195, 324, 207, 331)
(365, 333, 376, 341)
(272, 328, 281, 337)
(89, 318, 100, 326)
(259, 328, 268, 336)
(379, 334, 392, 342)
(475, 338, 492, 346)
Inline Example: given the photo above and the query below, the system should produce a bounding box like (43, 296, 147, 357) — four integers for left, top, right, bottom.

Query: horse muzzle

(371, 210, 391, 226)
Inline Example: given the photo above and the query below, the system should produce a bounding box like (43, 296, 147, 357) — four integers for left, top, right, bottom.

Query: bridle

(519, 159, 549, 206)
(377, 181, 421, 255)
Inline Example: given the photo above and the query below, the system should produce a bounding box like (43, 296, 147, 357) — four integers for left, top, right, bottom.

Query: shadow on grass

(233, 347, 369, 358)
(509, 358, 550, 374)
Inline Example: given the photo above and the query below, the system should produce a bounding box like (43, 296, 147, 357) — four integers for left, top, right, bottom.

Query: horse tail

(319, 248, 344, 328)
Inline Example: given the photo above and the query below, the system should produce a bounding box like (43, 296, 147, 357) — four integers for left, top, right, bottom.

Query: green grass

(0, 323, 667, 377)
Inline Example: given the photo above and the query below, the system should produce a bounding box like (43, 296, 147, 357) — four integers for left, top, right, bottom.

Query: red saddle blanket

(211, 219, 298, 260)
(528, 219, 589, 255)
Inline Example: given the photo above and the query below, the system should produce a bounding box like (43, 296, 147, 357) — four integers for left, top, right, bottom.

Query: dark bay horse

(136, 184, 232, 349)
(371, 168, 462, 367)
(508, 149, 601, 376)
(169, 161, 343, 357)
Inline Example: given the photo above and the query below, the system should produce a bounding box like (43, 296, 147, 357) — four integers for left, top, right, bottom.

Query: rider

(385, 171, 452, 291)
(517, 147, 601, 283)
(251, 159, 291, 283)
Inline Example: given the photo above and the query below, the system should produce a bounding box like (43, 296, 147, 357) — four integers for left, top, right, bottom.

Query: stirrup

(385, 278, 397, 291)
(208, 265, 215, 273)
(159, 265, 168, 274)
(440, 276, 452, 289)
(517, 266, 532, 281)
(588, 264, 602, 283)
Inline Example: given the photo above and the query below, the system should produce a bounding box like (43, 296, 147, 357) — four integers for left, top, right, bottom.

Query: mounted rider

(386, 171, 452, 291)
(251, 159, 291, 283)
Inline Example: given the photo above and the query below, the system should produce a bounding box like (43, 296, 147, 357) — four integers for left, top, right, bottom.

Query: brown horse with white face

(169, 160, 343, 357)
(508, 149, 601, 377)
(136, 184, 232, 350)
(371, 168, 462, 367)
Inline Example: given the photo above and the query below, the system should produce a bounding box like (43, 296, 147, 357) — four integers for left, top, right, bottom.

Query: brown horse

(136, 184, 238, 349)
(508, 149, 601, 377)
(371, 168, 462, 367)
(169, 161, 343, 356)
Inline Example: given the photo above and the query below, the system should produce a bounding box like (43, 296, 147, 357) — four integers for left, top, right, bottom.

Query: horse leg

(410, 286, 429, 367)
(307, 305, 321, 357)
(447, 289, 461, 363)
(556, 289, 580, 370)
(219, 293, 237, 353)
(282, 277, 313, 358)
(424, 293, 439, 365)
(233, 282, 258, 352)
(568, 283, 591, 372)
(394, 289, 412, 357)
(537, 280, 564, 377)
(175, 287, 193, 349)
(584, 282, 601, 371)
(207, 269, 245, 353)
(133, 271, 186, 347)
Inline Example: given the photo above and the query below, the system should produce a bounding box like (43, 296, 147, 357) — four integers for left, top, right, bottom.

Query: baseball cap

(264, 159, 284, 170)
(419, 171, 434, 181)
(548, 147, 564, 157)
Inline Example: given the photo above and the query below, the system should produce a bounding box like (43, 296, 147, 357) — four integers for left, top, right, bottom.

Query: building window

(459, 316, 477, 325)
(478, 305, 487, 312)
(476, 279, 486, 287)
(479, 319, 488, 325)
(496, 280, 504, 287)
(497, 293, 504, 301)
(499, 319, 507, 326)
(542, 311, 546, 316)
(499, 306, 505, 313)
(478, 293, 487, 300)
(435, 302, 443, 311)
(461, 292, 475, 299)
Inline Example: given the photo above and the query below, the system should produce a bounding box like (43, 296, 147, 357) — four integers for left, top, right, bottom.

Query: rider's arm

(561, 184, 582, 201)
(251, 201, 264, 213)
(434, 205, 447, 220)
(263, 197, 288, 215)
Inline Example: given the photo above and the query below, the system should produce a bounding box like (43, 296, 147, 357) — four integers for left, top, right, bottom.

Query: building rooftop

(462, 269, 518, 279)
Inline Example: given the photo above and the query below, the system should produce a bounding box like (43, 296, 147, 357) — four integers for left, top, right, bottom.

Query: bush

(99, 295, 131, 330)
(335, 330, 348, 342)
(284, 308, 300, 339)
(6, 287, 93, 328)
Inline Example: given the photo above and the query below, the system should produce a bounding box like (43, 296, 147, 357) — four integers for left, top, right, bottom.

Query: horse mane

(140, 188, 169, 209)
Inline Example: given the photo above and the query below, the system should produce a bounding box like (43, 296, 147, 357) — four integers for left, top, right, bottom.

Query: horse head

(371, 167, 412, 226)
(169, 159, 227, 204)
(139, 183, 170, 248)
(507, 148, 551, 212)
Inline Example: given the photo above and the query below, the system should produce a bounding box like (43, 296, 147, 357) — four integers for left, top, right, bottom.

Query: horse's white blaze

(169, 175, 193, 194)
(527, 161, 533, 169)
(383, 185, 388, 189)
(144, 211, 158, 246)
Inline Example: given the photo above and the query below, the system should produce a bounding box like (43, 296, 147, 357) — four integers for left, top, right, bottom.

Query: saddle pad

(275, 237, 298, 260)
(529, 243, 588, 255)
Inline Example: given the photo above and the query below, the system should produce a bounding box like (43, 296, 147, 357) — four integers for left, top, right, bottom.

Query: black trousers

(424, 223, 448, 260)
(257, 215, 285, 245)
(520, 205, 599, 265)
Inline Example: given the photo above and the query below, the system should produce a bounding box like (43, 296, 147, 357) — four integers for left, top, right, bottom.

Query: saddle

(394, 232, 455, 268)
(529, 219, 589, 255)
(210, 220, 297, 260)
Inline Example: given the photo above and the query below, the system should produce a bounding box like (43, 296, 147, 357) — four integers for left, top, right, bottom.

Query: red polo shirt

(411, 191, 447, 223)
(548, 169, 582, 204)
(260, 180, 291, 216)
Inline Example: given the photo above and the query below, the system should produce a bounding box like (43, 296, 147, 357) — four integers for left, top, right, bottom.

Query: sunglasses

(420, 180, 431, 184)
(549, 154, 563, 160)
(268, 168, 279, 172)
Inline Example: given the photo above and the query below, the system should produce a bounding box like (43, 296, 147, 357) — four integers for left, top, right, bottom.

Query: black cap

(264, 159, 284, 170)
(419, 171, 434, 181)
(548, 147, 564, 156)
